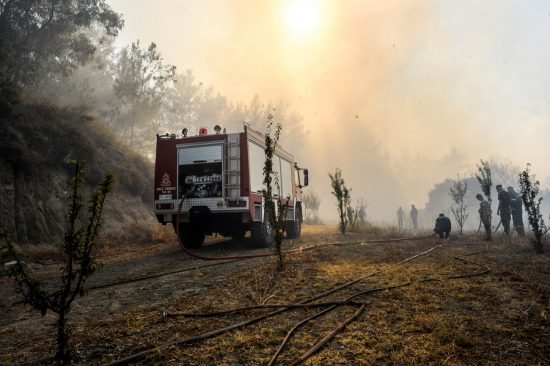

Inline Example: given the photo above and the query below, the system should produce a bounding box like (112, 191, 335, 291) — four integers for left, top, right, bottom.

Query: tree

(1, 161, 114, 364)
(519, 163, 547, 254)
(227, 94, 306, 157)
(476, 160, 492, 201)
(0, 0, 123, 87)
(34, 26, 118, 112)
(475, 159, 493, 236)
(262, 114, 286, 271)
(161, 70, 202, 133)
(449, 175, 469, 236)
(302, 190, 321, 224)
(110, 40, 176, 152)
(329, 168, 351, 234)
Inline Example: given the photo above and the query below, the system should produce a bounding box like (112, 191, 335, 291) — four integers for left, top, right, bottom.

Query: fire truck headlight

(182, 128, 188, 137)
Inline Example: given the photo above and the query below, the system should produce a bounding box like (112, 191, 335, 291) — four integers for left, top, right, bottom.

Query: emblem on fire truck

(160, 172, 172, 187)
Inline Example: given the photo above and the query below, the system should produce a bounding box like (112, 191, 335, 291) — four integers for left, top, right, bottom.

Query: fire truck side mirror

(303, 169, 309, 187)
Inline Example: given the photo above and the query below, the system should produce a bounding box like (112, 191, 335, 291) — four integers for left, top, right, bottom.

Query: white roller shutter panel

(178, 145, 222, 165)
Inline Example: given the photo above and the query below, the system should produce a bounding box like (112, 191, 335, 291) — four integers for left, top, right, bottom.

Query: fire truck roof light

(214, 125, 221, 134)
(182, 128, 188, 137)
(199, 128, 208, 135)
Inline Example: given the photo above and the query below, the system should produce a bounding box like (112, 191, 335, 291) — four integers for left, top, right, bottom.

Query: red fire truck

(153, 125, 308, 248)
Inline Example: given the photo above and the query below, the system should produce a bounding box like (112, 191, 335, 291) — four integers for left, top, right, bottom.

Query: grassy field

(1, 224, 549, 365)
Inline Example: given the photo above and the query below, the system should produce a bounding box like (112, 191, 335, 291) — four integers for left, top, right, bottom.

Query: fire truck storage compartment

(178, 144, 223, 199)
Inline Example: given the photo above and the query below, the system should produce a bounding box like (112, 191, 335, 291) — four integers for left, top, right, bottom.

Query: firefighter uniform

(410, 205, 418, 230)
(397, 207, 405, 229)
(497, 186, 511, 234)
(434, 214, 451, 238)
(478, 196, 492, 240)
(508, 187, 525, 236)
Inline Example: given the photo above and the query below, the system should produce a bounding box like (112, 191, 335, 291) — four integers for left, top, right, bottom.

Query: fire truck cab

(153, 125, 308, 248)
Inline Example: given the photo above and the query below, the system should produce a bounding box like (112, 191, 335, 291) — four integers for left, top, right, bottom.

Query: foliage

(519, 163, 548, 254)
(0, 101, 152, 201)
(475, 160, 492, 201)
(1, 160, 114, 364)
(425, 159, 531, 231)
(449, 176, 469, 236)
(0, 76, 20, 118)
(328, 168, 351, 234)
(0, 100, 152, 245)
(110, 40, 176, 152)
(0, 0, 123, 87)
(302, 190, 321, 224)
(262, 114, 285, 271)
(35, 26, 118, 110)
(160, 83, 306, 157)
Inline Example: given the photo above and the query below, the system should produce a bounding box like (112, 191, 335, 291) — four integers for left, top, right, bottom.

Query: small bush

(519, 163, 547, 254)
(1, 160, 114, 364)
(329, 168, 351, 234)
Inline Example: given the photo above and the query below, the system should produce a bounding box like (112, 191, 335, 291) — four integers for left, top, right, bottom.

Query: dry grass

(349, 221, 411, 239)
(1, 225, 550, 365)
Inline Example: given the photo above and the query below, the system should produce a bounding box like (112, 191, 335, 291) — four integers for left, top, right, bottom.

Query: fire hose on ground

(103, 245, 444, 366)
(104, 247, 491, 366)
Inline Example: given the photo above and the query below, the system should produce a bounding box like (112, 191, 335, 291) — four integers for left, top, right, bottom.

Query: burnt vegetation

(1, 1, 550, 365)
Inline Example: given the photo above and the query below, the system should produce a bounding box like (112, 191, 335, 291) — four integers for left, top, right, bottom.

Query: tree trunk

(55, 309, 69, 365)
(12, 166, 28, 242)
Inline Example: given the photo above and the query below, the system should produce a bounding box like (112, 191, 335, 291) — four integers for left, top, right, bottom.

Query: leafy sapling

(476, 159, 493, 240)
(263, 114, 286, 271)
(1, 161, 114, 364)
(329, 168, 351, 234)
(519, 163, 548, 254)
(450, 176, 469, 237)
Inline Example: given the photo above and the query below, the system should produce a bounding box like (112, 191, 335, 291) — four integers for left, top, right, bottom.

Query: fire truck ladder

(225, 134, 240, 198)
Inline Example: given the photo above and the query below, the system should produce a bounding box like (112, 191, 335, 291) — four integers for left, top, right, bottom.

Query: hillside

(0, 98, 156, 244)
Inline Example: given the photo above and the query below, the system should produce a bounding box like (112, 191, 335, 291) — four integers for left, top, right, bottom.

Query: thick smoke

(109, 0, 550, 222)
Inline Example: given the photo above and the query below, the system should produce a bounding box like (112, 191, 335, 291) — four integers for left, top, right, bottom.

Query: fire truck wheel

(251, 212, 274, 248)
(178, 224, 205, 248)
(231, 227, 246, 240)
(286, 207, 302, 239)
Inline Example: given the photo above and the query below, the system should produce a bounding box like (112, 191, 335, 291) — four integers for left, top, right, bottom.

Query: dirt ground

(1, 225, 550, 365)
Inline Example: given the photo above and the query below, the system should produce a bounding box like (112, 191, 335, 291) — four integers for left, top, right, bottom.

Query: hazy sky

(108, 0, 550, 220)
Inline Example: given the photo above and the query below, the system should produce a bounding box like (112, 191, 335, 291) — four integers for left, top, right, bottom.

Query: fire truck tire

(251, 212, 274, 248)
(231, 227, 246, 240)
(286, 207, 302, 239)
(178, 224, 205, 248)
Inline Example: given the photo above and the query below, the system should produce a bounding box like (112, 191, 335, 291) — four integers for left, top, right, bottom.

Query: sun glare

(283, 0, 322, 40)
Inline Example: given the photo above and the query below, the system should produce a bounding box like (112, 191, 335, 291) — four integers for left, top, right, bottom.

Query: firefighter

(347, 206, 354, 226)
(434, 213, 451, 239)
(508, 186, 525, 236)
(496, 184, 511, 235)
(397, 206, 405, 229)
(410, 204, 418, 231)
(476, 193, 492, 241)
(358, 206, 366, 223)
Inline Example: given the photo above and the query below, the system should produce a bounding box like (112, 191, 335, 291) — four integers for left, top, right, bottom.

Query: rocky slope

(0, 99, 156, 244)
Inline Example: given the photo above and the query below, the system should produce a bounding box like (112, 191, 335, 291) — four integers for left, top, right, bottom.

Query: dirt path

(1, 226, 550, 365)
